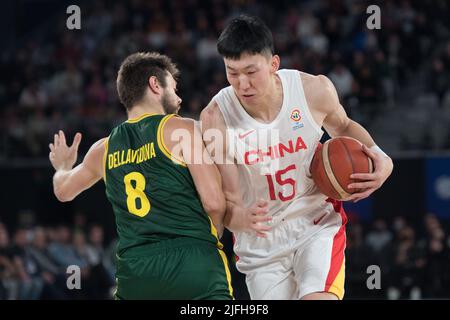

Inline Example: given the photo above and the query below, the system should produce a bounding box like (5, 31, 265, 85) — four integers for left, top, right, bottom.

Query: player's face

(161, 73, 182, 114)
(224, 53, 278, 105)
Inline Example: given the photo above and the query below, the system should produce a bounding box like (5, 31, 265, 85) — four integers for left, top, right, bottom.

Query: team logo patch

(290, 109, 302, 122)
(290, 108, 304, 130)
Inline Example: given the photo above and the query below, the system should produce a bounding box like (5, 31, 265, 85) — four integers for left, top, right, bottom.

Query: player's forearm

(53, 169, 77, 202)
(335, 120, 393, 176)
(333, 120, 376, 148)
(224, 200, 246, 233)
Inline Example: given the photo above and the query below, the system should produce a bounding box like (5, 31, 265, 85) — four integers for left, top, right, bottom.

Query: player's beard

(161, 90, 180, 114)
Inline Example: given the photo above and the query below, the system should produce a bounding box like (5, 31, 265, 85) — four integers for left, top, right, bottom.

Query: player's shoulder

(299, 72, 337, 108)
(200, 100, 220, 120)
(91, 137, 108, 152)
(199, 100, 226, 130)
(84, 137, 108, 174)
(299, 71, 334, 92)
(164, 115, 197, 133)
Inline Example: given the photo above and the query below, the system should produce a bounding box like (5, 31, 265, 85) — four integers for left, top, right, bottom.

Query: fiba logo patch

(290, 108, 304, 130)
(290, 109, 301, 122)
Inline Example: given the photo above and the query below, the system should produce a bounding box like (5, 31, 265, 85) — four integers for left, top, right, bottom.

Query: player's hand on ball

(346, 144, 393, 202)
(49, 130, 82, 171)
(246, 199, 272, 238)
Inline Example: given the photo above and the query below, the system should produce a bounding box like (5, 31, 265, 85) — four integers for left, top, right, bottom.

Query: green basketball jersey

(104, 113, 221, 256)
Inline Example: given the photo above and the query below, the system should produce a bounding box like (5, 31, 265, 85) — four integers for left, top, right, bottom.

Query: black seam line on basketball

(323, 141, 348, 199)
(324, 141, 349, 198)
(339, 138, 354, 191)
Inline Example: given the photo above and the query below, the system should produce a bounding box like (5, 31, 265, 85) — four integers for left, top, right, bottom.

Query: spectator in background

(87, 225, 114, 299)
(86, 225, 105, 266)
(86, 74, 108, 107)
(388, 225, 425, 299)
(10, 228, 44, 299)
(345, 223, 379, 299)
(18, 80, 48, 110)
(27, 227, 68, 299)
(429, 58, 449, 107)
(296, 9, 319, 41)
(392, 216, 408, 233)
(366, 218, 393, 254)
(419, 213, 450, 298)
(47, 61, 84, 111)
(307, 25, 329, 57)
(0, 223, 18, 299)
(47, 225, 88, 271)
(422, 226, 450, 298)
(328, 63, 354, 102)
(72, 228, 112, 299)
(73, 211, 88, 235)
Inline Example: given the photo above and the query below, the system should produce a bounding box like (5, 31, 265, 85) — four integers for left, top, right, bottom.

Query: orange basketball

(310, 137, 374, 200)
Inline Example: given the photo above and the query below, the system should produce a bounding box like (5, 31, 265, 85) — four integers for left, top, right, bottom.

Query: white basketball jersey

(213, 69, 328, 225)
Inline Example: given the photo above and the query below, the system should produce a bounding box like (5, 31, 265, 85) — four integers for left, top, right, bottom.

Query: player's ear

(271, 55, 280, 73)
(148, 76, 161, 94)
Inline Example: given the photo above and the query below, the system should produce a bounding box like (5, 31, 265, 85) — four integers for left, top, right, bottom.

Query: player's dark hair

(117, 52, 179, 110)
(217, 14, 274, 59)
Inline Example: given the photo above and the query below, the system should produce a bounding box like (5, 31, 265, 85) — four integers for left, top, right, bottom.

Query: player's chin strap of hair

(370, 145, 389, 158)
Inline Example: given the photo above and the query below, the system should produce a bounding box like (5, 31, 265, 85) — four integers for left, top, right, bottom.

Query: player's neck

(240, 74, 283, 124)
(127, 103, 164, 120)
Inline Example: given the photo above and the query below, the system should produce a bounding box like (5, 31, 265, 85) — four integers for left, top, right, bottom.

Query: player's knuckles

(255, 208, 268, 215)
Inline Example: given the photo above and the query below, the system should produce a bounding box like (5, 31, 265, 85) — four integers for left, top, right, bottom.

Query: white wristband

(370, 145, 389, 158)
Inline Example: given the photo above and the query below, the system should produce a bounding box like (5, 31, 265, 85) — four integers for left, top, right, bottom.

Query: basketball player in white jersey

(200, 15, 393, 300)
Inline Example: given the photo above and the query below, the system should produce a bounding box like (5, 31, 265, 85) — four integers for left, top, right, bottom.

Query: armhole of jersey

(157, 114, 187, 167)
(297, 71, 323, 135)
(103, 137, 109, 183)
(214, 98, 231, 129)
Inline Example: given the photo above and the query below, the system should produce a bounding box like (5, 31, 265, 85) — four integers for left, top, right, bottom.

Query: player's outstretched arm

(163, 116, 226, 237)
(200, 102, 272, 237)
(312, 74, 394, 202)
(49, 130, 106, 202)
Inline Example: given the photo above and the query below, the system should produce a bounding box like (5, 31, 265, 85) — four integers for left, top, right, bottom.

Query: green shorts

(114, 237, 233, 300)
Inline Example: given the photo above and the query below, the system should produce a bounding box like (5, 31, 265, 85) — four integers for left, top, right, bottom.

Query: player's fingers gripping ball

(310, 137, 374, 200)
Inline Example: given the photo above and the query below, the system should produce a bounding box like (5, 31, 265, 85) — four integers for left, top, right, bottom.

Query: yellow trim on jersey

(157, 114, 187, 167)
(218, 249, 234, 299)
(126, 113, 157, 123)
(328, 258, 345, 300)
(209, 217, 224, 249)
(103, 138, 109, 183)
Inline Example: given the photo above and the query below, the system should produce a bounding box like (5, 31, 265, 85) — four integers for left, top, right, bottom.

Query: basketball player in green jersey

(48, 52, 233, 300)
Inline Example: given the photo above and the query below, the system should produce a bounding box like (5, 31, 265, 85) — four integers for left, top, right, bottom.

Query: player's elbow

(54, 188, 74, 202)
(202, 192, 226, 218)
(203, 201, 226, 218)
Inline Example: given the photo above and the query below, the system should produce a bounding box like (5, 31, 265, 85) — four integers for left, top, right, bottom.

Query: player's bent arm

(53, 138, 106, 202)
(310, 75, 375, 147)
(163, 116, 226, 236)
(200, 102, 244, 231)
(312, 75, 393, 197)
(200, 102, 271, 236)
(317, 75, 393, 156)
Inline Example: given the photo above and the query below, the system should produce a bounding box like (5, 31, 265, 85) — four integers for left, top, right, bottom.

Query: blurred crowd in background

(2, 211, 450, 300)
(1, 0, 450, 300)
(1, 0, 450, 160)
(0, 215, 115, 300)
